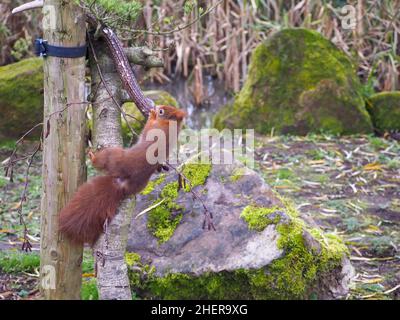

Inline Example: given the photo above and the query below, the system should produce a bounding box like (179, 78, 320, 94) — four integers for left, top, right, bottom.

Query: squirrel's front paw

(88, 150, 96, 163)
(157, 164, 169, 172)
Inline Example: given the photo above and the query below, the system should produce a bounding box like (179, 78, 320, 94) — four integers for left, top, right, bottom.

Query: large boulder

(367, 91, 400, 132)
(127, 161, 354, 299)
(214, 28, 373, 135)
(0, 58, 43, 140)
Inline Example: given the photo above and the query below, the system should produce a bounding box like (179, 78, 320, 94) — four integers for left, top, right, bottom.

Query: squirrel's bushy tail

(59, 176, 125, 246)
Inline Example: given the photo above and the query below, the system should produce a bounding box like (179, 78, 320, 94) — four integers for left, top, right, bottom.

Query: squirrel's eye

(159, 108, 165, 115)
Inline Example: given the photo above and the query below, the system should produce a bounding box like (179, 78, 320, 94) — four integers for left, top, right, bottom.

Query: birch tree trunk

(39, 0, 87, 299)
(89, 37, 134, 300)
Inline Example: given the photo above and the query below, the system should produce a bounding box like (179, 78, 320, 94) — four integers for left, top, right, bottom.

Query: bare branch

(124, 47, 164, 68)
(86, 13, 154, 117)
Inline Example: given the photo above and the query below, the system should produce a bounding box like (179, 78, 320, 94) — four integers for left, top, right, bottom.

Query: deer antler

(12, 0, 43, 14)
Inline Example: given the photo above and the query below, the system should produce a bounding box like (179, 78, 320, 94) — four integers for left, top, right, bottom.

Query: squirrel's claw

(88, 150, 95, 162)
(157, 164, 169, 172)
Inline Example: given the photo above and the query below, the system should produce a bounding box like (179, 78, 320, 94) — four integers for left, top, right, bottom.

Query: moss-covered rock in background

(214, 28, 373, 135)
(366, 91, 400, 132)
(127, 161, 354, 299)
(0, 58, 43, 140)
(122, 90, 178, 145)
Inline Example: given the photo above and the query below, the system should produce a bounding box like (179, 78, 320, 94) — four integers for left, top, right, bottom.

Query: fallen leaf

(363, 162, 382, 171)
(10, 202, 22, 210)
(0, 229, 14, 234)
(82, 273, 95, 278)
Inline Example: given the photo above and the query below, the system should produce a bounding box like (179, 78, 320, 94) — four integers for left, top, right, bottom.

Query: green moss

(126, 252, 157, 294)
(0, 58, 43, 140)
(145, 164, 211, 243)
(147, 181, 183, 243)
(367, 91, 400, 131)
(181, 163, 212, 192)
(125, 252, 142, 267)
(150, 211, 182, 243)
(146, 271, 252, 300)
(0, 250, 40, 273)
(148, 90, 179, 107)
(253, 195, 349, 299)
(230, 167, 246, 182)
(214, 28, 372, 135)
(137, 194, 349, 299)
(240, 205, 281, 231)
(141, 174, 166, 195)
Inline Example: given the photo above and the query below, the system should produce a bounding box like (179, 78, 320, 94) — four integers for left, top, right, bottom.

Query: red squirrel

(58, 105, 187, 246)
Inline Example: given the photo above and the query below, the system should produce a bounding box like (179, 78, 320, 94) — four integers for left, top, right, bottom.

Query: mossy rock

(127, 161, 354, 299)
(214, 28, 373, 135)
(141, 163, 211, 244)
(122, 90, 178, 144)
(366, 91, 400, 132)
(0, 58, 44, 140)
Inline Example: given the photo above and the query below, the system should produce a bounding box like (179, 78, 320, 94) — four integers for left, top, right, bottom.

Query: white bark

(89, 37, 134, 300)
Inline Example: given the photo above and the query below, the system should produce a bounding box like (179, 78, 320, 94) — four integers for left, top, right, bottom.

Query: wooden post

(40, 0, 87, 299)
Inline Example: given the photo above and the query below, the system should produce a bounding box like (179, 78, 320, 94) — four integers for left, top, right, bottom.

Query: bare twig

(122, 0, 223, 37)
(135, 199, 166, 219)
(165, 161, 215, 231)
(4, 123, 43, 181)
(19, 141, 42, 252)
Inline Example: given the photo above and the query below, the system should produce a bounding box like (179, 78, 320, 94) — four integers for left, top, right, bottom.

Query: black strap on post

(35, 38, 87, 58)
